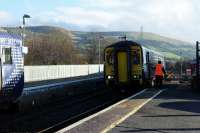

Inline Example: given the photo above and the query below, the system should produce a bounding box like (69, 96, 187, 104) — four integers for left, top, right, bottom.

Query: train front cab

(104, 41, 143, 91)
(1, 47, 24, 106)
(0, 34, 25, 110)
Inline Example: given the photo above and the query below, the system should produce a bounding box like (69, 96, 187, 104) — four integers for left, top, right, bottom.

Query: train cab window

(106, 52, 114, 65)
(3, 48, 12, 64)
(132, 50, 140, 64)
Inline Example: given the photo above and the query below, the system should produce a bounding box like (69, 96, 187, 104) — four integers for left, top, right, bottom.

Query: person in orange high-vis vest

(155, 60, 166, 89)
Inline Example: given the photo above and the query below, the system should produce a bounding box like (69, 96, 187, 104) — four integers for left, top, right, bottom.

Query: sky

(0, 0, 200, 42)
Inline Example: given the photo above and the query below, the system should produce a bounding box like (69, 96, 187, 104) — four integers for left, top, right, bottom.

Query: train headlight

(133, 75, 138, 79)
(108, 76, 114, 79)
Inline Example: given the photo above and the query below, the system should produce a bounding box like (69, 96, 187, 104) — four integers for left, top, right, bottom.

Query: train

(104, 40, 165, 91)
(0, 32, 27, 109)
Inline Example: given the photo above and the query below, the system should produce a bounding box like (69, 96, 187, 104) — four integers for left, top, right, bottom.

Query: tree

(24, 31, 79, 65)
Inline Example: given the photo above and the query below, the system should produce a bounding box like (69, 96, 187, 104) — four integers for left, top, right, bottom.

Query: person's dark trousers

(155, 75, 163, 89)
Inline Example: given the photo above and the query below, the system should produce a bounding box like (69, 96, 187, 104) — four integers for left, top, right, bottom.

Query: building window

(3, 48, 12, 64)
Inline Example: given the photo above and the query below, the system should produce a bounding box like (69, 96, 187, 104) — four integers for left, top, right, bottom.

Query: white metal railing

(24, 64, 104, 82)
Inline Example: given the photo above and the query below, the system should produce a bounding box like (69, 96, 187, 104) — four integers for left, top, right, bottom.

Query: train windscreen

(106, 52, 114, 65)
(132, 50, 140, 64)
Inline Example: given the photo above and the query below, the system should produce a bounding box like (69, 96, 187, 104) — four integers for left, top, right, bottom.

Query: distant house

(0, 28, 7, 32)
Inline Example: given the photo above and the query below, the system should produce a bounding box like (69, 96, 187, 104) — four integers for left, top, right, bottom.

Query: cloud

(32, 0, 200, 42)
(0, 11, 12, 26)
(56, 7, 118, 27)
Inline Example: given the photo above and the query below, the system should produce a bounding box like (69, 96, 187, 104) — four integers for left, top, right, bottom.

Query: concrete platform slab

(58, 89, 162, 133)
(109, 84, 200, 133)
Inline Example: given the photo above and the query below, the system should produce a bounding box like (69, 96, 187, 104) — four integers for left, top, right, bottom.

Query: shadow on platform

(143, 114, 200, 117)
(158, 101, 200, 114)
(116, 125, 200, 133)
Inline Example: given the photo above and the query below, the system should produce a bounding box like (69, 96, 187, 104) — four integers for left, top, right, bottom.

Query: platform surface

(109, 83, 200, 133)
(58, 82, 200, 133)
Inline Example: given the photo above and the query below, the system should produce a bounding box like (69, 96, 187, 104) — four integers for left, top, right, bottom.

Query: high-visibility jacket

(155, 64, 164, 76)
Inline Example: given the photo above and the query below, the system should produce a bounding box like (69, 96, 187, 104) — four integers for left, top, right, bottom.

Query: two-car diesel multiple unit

(0, 32, 25, 108)
(104, 40, 165, 90)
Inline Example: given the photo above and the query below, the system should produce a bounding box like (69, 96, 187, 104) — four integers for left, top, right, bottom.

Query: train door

(117, 52, 128, 82)
(146, 52, 151, 79)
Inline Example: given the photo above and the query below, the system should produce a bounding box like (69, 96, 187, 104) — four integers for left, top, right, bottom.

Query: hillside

(126, 32, 194, 59)
(72, 31, 195, 60)
(2, 26, 195, 64)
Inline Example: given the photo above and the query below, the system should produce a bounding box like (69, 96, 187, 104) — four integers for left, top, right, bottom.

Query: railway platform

(108, 82, 200, 133)
(24, 73, 103, 88)
(58, 82, 200, 133)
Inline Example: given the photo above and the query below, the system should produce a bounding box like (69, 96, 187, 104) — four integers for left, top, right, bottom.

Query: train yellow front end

(104, 41, 143, 90)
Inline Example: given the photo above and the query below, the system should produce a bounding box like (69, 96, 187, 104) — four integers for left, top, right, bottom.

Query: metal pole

(22, 14, 31, 47)
(196, 41, 199, 77)
(98, 38, 101, 73)
(22, 17, 25, 47)
(180, 51, 183, 77)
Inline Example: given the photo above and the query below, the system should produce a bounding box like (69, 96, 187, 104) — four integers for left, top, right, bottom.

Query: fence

(24, 64, 104, 82)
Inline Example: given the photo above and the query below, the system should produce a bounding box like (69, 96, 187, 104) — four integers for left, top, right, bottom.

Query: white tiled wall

(24, 64, 104, 82)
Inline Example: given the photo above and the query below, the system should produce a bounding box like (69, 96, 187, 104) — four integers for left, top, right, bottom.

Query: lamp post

(98, 35, 104, 73)
(180, 51, 183, 79)
(22, 14, 31, 46)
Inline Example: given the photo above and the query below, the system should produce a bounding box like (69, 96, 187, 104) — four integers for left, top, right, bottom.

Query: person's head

(158, 60, 161, 64)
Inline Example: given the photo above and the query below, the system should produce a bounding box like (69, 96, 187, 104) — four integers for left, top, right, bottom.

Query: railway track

(38, 89, 139, 133)
(39, 91, 119, 133)
(0, 85, 136, 133)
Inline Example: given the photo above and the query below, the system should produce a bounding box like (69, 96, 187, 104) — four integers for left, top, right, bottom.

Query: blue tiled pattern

(0, 32, 24, 96)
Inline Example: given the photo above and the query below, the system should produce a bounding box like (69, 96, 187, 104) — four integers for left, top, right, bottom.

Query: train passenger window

(106, 52, 114, 65)
(3, 48, 12, 64)
(132, 51, 140, 64)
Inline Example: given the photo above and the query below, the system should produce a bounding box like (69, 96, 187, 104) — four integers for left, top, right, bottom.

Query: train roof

(0, 32, 22, 40)
(105, 40, 142, 49)
(105, 40, 164, 57)
(142, 46, 163, 57)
